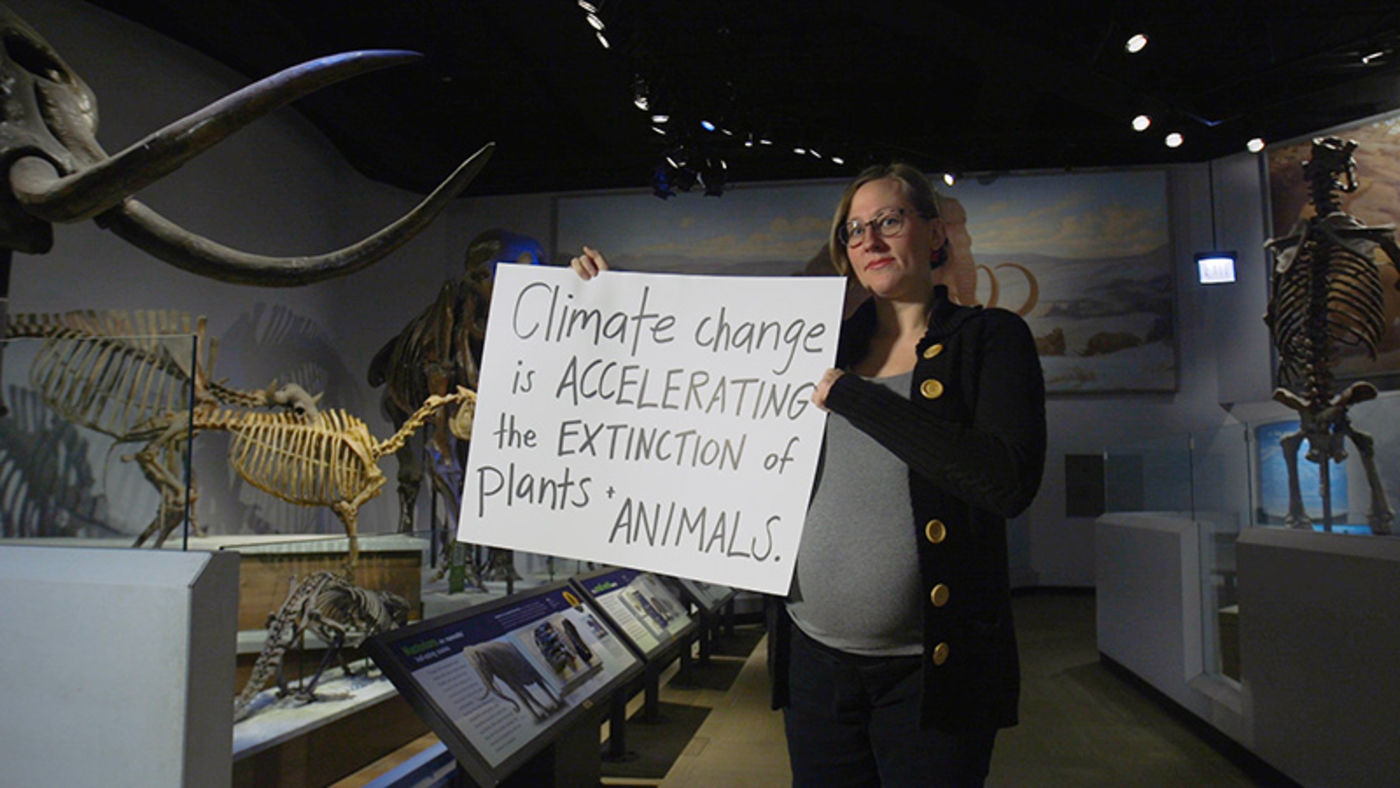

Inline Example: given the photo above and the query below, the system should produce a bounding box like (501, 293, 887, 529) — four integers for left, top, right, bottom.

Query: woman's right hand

(569, 245, 611, 279)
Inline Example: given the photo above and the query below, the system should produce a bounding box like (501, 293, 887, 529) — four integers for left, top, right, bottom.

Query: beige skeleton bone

(198, 386, 476, 567)
(7, 309, 318, 546)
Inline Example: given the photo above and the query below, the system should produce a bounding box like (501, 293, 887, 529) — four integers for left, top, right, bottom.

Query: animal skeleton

(6, 309, 319, 546)
(233, 571, 409, 721)
(202, 386, 476, 567)
(1264, 136, 1400, 533)
(369, 230, 539, 587)
(0, 4, 492, 285)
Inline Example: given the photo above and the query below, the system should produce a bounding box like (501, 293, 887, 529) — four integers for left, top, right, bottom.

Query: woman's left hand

(812, 368, 843, 411)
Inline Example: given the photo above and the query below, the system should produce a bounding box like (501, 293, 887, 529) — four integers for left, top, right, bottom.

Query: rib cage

(1269, 232, 1387, 390)
(218, 409, 381, 505)
(11, 310, 197, 438)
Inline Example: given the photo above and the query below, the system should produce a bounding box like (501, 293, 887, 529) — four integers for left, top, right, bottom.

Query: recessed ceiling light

(1125, 33, 1148, 53)
(1132, 114, 1151, 132)
(1165, 132, 1184, 148)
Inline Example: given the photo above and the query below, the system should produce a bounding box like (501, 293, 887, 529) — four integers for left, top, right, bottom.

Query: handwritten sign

(457, 266, 845, 595)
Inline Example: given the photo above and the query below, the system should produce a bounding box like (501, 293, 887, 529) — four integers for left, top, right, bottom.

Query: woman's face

(844, 177, 944, 302)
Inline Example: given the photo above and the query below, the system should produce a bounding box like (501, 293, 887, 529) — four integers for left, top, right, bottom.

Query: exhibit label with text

(457, 266, 844, 594)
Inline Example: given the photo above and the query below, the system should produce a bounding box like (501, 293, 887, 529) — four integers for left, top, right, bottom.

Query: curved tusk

(12, 50, 424, 223)
(94, 143, 495, 286)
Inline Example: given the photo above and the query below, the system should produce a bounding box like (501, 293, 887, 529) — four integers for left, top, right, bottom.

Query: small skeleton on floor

(233, 571, 409, 721)
(1264, 136, 1400, 533)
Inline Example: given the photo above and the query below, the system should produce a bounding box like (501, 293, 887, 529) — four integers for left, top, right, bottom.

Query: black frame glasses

(838, 208, 911, 247)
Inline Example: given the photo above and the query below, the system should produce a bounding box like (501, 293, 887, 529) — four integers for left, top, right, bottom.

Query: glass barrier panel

(1103, 432, 1192, 513)
(1, 331, 196, 549)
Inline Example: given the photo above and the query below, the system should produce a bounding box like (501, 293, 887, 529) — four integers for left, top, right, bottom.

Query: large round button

(932, 642, 950, 666)
(930, 584, 950, 607)
(922, 343, 944, 360)
(925, 519, 947, 543)
(920, 379, 944, 399)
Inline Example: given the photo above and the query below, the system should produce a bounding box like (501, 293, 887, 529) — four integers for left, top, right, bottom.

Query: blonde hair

(828, 163, 943, 276)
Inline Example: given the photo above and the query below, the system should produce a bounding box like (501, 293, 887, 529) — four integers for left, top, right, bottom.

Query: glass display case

(1103, 395, 1400, 685)
(1103, 421, 1251, 684)
(0, 327, 197, 549)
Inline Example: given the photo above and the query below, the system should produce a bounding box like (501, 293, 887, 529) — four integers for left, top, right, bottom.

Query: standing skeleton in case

(1264, 136, 1400, 533)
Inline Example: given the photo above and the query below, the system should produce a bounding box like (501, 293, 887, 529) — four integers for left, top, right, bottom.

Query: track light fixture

(1125, 33, 1147, 53)
(1247, 137, 1266, 154)
(1131, 114, 1151, 132)
(1164, 132, 1184, 148)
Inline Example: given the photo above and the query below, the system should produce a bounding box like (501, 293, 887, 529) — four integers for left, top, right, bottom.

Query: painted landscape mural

(554, 167, 1174, 393)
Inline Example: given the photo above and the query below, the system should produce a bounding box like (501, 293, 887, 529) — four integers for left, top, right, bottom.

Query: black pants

(783, 626, 997, 787)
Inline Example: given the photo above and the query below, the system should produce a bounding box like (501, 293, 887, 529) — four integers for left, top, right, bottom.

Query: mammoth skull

(0, 4, 493, 285)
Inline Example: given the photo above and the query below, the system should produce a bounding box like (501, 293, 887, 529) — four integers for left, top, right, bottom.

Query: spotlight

(1132, 114, 1151, 131)
(943, 172, 957, 186)
(700, 119, 717, 132)
(1125, 33, 1148, 53)
(1246, 137, 1266, 154)
(650, 113, 669, 124)
(577, 1, 599, 12)
(1362, 50, 1387, 65)
(830, 155, 845, 165)
(596, 31, 610, 48)
(793, 145, 806, 155)
(758, 135, 773, 145)
(1164, 132, 1184, 148)
(586, 13, 604, 30)
(809, 148, 822, 159)
(651, 126, 667, 135)
(743, 133, 755, 148)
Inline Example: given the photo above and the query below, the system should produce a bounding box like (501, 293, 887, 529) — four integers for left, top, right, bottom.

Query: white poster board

(458, 266, 844, 594)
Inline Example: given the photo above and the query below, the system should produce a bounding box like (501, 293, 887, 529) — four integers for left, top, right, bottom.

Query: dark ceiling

(81, 0, 1400, 197)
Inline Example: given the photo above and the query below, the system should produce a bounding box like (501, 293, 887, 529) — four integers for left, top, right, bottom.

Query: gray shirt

(786, 370, 922, 656)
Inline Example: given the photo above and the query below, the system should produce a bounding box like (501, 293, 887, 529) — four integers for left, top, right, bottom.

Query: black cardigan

(768, 286, 1047, 733)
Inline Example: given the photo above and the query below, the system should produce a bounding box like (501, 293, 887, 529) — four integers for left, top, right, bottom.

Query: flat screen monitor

(573, 567, 697, 659)
(1196, 251, 1237, 284)
(363, 581, 642, 786)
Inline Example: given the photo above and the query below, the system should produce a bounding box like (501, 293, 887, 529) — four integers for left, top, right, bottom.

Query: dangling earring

(929, 244, 948, 270)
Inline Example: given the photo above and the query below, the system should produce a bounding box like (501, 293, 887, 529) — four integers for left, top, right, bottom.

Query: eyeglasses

(838, 208, 913, 247)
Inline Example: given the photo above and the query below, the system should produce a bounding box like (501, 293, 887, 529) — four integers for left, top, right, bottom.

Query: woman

(571, 163, 1045, 786)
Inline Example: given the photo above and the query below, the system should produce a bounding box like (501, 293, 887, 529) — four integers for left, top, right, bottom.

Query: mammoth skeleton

(0, 4, 493, 283)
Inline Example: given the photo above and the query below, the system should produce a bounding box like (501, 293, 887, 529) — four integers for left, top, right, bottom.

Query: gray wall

(10, 0, 1280, 586)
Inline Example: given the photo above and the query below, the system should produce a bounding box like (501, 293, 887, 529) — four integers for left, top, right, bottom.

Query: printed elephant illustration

(463, 641, 563, 721)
